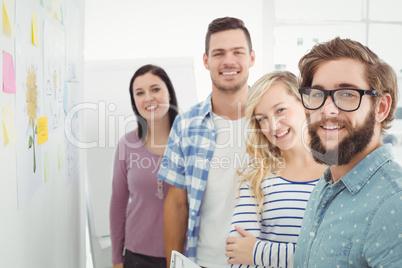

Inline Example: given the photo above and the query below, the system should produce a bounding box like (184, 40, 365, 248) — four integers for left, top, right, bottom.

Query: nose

(320, 96, 339, 118)
(270, 115, 282, 133)
(222, 53, 236, 66)
(145, 92, 154, 102)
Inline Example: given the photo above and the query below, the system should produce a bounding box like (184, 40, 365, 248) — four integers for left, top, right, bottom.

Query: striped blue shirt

(229, 175, 318, 267)
(158, 94, 217, 261)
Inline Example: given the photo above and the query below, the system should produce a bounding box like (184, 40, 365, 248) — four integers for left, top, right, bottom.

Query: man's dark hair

(205, 17, 252, 55)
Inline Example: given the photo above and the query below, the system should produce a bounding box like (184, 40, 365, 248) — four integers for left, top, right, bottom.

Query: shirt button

(199, 184, 203, 189)
(309, 231, 315, 237)
(191, 211, 195, 216)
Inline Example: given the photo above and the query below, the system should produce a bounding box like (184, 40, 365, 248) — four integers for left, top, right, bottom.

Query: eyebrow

(272, 102, 285, 109)
(134, 84, 160, 91)
(337, 83, 360, 88)
(254, 102, 285, 115)
(312, 83, 361, 89)
(211, 47, 247, 53)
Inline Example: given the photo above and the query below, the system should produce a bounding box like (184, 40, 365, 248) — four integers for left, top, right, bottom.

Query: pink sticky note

(2, 50, 16, 94)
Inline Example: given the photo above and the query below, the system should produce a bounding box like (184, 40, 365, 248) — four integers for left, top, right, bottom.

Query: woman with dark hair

(110, 64, 178, 268)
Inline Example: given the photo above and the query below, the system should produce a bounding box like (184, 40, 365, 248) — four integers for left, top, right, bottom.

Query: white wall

(84, 0, 266, 102)
(0, 0, 86, 267)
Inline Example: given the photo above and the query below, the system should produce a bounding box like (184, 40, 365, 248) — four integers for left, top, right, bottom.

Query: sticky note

(2, 50, 16, 94)
(43, 151, 49, 182)
(2, 1, 11, 36)
(31, 12, 39, 47)
(37, 116, 48, 145)
(3, 122, 9, 145)
(2, 102, 17, 146)
(54, 0, 61, 21)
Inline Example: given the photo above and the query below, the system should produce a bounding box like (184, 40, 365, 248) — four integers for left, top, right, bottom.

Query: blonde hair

(238, 71, 300, 211)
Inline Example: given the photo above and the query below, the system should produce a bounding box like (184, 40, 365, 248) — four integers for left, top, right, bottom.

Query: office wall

(84, 0, 266, 102)
(0, 0, 86, 267)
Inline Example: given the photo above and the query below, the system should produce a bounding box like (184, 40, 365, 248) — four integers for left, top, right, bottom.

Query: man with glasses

(294, 37, 402, 267)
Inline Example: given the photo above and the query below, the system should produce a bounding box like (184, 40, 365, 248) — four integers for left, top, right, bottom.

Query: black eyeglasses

(298, 87, 379, 112)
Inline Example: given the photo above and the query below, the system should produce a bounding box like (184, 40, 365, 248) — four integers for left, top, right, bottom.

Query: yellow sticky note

(43, 151, 49, 182)
(2, 102, 17, 146)
(54, 0, 61, 21)
(2, 1, 11, 36)
(31, 12, 39, 47)
(37, 116, 48, 145)
(3, 122, 9, 146)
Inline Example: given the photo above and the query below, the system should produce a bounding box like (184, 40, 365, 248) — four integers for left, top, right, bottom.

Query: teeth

(146, 105, 158, 110)
(276, 129, 289, 138)
(323, 125, 341, 130)
(222, 71, 237, 75)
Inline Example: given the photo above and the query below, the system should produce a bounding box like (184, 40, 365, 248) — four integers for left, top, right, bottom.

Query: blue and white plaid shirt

(158, 94, 217, 261)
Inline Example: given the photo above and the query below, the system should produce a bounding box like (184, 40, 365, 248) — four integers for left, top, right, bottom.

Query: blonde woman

(225, 71, 326, 267)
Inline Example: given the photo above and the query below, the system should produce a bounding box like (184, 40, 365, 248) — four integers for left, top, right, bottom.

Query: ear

(375, 93, 392, 123)
(203, 53, 210, 70)
(249, 50, 256, 67)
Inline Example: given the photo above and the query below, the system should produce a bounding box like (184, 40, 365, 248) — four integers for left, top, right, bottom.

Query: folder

(170, 250, 201, 268)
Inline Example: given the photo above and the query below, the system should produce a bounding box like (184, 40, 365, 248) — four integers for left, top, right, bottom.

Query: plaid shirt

(158, 94, 216, 261)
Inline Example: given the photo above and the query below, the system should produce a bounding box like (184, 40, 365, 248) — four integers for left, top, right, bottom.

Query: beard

(211, 71, 248, 94)
(308, 109, 375, 166)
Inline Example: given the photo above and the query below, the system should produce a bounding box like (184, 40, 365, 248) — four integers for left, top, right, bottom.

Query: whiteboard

(83, 57, 198, 237)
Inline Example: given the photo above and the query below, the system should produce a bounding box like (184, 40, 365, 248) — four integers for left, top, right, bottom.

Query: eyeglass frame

(298, 87, 379, 112)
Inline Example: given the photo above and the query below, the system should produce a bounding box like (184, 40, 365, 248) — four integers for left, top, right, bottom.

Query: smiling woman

(110, 64, 178, 268)
(226, 71, 327, 267)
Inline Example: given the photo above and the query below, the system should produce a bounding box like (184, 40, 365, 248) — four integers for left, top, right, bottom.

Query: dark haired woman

(110, 64, 178, 268)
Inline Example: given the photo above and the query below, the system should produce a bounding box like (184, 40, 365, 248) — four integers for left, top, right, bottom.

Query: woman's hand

(225, 225, 258, 265)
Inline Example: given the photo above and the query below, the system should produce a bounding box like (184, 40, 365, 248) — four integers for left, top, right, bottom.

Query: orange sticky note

(2, 50, 16, 94)
(37, 116, 48, 145)
(2, 1, 11, 36)
(31, 12, 39, 47)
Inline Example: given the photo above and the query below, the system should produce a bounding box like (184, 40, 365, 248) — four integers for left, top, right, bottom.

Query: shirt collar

(325, 144, 394, 195)
(198, 93, 213, 118)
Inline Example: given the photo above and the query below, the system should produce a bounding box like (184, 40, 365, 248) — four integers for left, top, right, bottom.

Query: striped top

(229, 175, 318, 268)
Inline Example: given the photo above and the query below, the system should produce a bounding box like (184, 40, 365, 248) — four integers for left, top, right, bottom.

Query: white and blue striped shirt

(229, 175, 318, 268)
